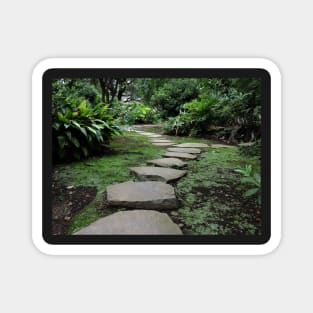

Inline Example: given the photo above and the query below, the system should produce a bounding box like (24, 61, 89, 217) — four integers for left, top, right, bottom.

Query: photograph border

(32, 58, 281, 255)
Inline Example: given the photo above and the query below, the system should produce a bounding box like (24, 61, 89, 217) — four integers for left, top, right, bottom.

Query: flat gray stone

(138, 132, 155, 136)
(74, 210, 182, 235)
(130, 166, 187, 182)
(152, 142, 175, 146)
(238, 142, 254, 147)
(147, 157, 187, 168)
(146, 134, 163, 138)
(174, 143, 209, 148)
(211, 144, 234, 148)
(150, 139, 173, 143)
(162, 152, 197, 160)
(167, 147, 201, 154)
(106, 181, 177, 209)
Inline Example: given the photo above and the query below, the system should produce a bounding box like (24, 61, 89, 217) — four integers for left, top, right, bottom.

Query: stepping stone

(130, 166, 187, 182)
(167, 147, 201, 154)
(174, 143, 209, 148)
(74, 210, 182, 235)
(146, 134, 163, 138)
(106, 181, 177, 209)
(152, 142, 175, 146)
(138, 132, 154, 136)
(147, 157, 187, 168)
(238, 142, 254, 147)
(162, 152, 197, 160)
(211, 144, 234, 148)
(150, 139, 173, 143)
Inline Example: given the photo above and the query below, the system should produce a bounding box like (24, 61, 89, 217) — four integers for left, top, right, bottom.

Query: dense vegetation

(52, 77, 261, 161)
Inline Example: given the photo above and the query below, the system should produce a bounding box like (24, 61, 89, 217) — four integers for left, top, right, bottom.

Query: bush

(150, 79, 199, 118)
(52, 100, 121, 161)
(112, 101, 160, 125)
(163, 94, 219, 136)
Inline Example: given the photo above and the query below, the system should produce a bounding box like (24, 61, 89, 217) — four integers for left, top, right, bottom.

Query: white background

(0, 0, 311, 312)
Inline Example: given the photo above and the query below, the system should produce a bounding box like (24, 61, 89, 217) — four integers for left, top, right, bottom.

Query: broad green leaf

(241, 177, 255, 184)
(244, 188, 259, 197)
(71, 120, 82, 129)
(69, 135, 80, 148)
(86, 126, 97, 135)
(80, 127, 87, 137)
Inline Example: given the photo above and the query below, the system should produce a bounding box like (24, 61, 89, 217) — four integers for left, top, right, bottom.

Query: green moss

(53, 132, 166, 233)
(175, 146, 261, 235)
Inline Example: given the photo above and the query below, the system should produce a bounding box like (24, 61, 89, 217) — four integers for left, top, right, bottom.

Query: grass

(53, 132, 166, 233)
(53, 130, 261, 236)
(173, 146, 261, 235)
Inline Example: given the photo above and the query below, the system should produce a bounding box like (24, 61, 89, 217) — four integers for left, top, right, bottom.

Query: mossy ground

(173, 146, 261, 235)
(53, 132, 166, 234)
(53, 131, 261, 235)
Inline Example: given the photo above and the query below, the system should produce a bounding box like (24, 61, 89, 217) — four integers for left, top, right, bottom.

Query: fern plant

(235, 164, 261, 205)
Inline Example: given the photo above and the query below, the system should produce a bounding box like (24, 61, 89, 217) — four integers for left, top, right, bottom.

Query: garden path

(74, 125, 209, 235)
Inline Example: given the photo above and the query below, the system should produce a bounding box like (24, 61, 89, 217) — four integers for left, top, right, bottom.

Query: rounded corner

(32, 58, 58, 81)
(259, 232, 282, 255)
(256, 57, 282, 80)
(31, 233, 54, 256)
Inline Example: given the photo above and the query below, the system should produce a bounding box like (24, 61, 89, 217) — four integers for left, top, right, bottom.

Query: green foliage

(52, 99, 121, 161)
(112, 101, 161, 125)
(162, 78, 261, 142)
(150, 79, 199, 117)
(52, 79, 101, 112)
(235, 164, 261, 204)
(163, 94, 219, 136)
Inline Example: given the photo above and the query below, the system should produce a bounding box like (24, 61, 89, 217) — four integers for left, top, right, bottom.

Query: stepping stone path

(75, 125, 210, 235)
(162, 151, 197, 160)
(130, 166, 187, 182)
(74, 210, 182, 235)
(167, 147, 201, 154)
(147, 157, 187, 168)
(174, 143, 209, 148)
(107, 181, 177, 209)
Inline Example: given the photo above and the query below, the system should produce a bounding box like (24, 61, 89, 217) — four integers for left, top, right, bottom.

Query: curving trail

(74, 125, 209, 235)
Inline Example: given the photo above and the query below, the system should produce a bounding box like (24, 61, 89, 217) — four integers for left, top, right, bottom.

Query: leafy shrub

(52, 100, 121, 161)
(163, 94, 219, 136)
(235, 164, 261, 204)
(165, 79, 261, 143)
(150, 79, 199, 117)
(112, 101, 160, 125)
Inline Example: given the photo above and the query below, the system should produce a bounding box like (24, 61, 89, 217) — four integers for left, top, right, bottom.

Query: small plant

(235, 164, 261, 205)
